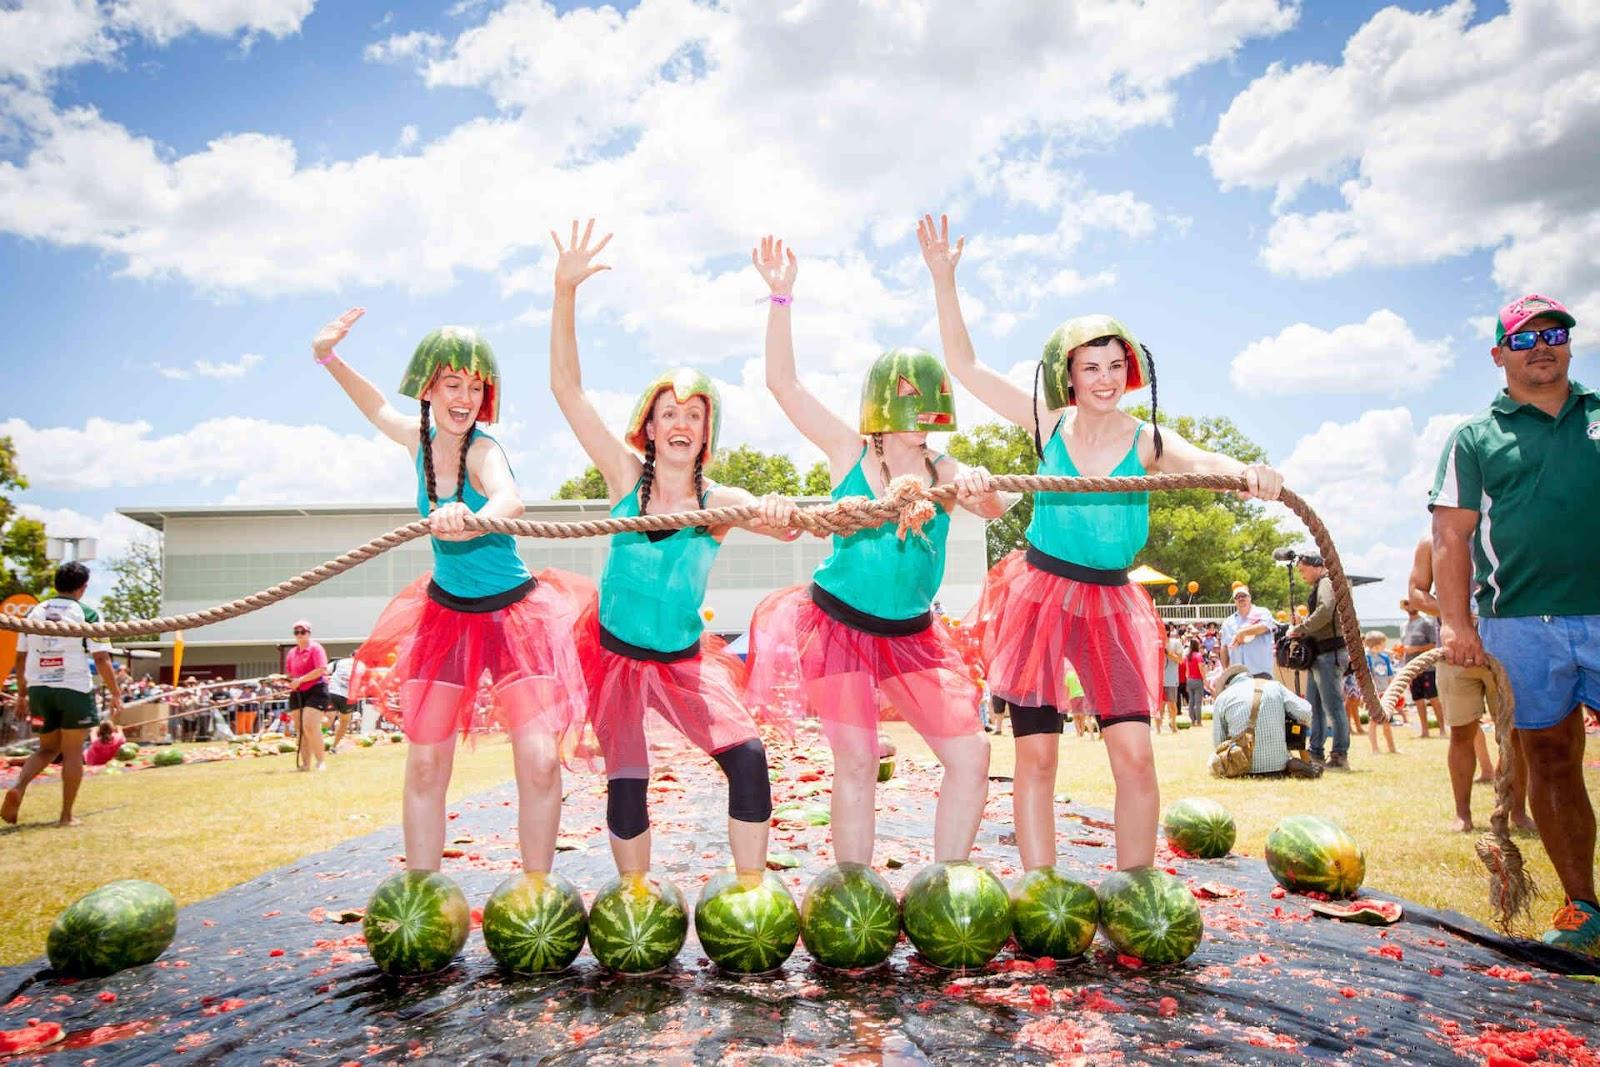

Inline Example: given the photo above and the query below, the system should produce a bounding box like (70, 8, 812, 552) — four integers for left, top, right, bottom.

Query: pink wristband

(316, 349, 337, 366)
(769, 294, 792, 306)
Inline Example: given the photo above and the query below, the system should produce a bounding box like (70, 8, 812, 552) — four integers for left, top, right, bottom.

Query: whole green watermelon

(363, 871, 471, 977)
(115, 743, 140, 762)
(1162, 798, 1237, 859)
(47, 880, 177, 977)
(588, 874, 688, 974)
(1097, 866, 1204, 965)
(901, 861, 1011, 970)
(1009, 867, 1098, 959)
(152, 748, 184, 767)
(481, 872, 588, 974)
(694, 870, 800, 974)
(1265, 815, 1366, 898)
(800, 863, 901, 970)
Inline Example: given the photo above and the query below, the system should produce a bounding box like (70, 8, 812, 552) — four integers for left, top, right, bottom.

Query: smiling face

(1493, 313, 1572, 392)
(645, 392, 709, 462)
(1067, 339, 1133, 413)
(424, 369, 487, 436)
(625, 368, 721, 462)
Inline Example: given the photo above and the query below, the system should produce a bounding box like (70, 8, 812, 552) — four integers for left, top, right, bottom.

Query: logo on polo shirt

(1588, 421, 1600, 441)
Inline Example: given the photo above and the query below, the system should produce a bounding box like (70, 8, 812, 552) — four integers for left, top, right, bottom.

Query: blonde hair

(1362, 630, 1387, 647)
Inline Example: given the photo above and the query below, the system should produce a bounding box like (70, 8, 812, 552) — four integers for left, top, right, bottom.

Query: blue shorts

(1478, 615, 1600, 731)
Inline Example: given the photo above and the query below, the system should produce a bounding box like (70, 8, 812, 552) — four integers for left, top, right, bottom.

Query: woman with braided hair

(918, 212, 1285, 871)
(311, 309, 589, 875)
(744, 235, 1005, 867)
(549, 219, 802, 886)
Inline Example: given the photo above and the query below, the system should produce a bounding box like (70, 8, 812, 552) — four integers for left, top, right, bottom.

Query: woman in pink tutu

(313, 309, 589, 874)
(917, 213, 1284, 870)
(744, 235, 1005, 866)
(549, 220, 801, 883)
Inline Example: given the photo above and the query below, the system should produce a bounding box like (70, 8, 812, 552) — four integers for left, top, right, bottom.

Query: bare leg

(1013, 733, 1061, 870)
(508, 726, 561, 874)
(1519, 711, 1597, 905)
(927, 732, 991, 863)
(728, 817, 768, 875)
(402, 737, 458, 871)
(1102, 721, 1159, 869)
(609, 827, 651, 875)
(3, 732, 64, 823)
(1509, 742, 1535, 831)
(1473, 728, 1494, 782)
(331, 712, 349, 752)
(57, 729, 88, 825)
(1447, 724, 1479, 832)
(828, 737, 878, 865)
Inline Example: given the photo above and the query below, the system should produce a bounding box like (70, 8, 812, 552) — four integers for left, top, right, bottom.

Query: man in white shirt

(1219, 586, 1276, 678)
(326, 656, 356, 752)
(3, 562, 124, 826)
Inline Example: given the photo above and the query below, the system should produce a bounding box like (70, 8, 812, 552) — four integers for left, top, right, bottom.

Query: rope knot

(885, 475, 937, 542)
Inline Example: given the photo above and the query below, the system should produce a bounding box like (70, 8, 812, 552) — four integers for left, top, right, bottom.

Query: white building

(120, 499, 991, 681)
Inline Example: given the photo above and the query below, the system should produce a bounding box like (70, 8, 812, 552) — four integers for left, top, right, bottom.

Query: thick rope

(1, 472, 1378, 714)
(1383, 646, 1533, 930)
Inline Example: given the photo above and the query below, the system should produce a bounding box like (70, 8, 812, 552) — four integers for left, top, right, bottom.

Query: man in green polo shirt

(2, 562, 124, 827)
(1429, 292, 1599, 957)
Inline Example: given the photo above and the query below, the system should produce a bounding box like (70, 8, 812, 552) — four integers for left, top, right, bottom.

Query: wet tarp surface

(3, 730, 1597, 1065)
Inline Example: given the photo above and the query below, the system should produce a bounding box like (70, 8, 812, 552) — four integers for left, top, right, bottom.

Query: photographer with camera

(1209, 664, 1319, 779)
(1284, 553, 1349, 770)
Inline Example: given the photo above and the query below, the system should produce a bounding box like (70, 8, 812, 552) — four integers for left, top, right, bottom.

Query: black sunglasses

(1505, 326, 1570, 352)
(292, 628, 309, 635)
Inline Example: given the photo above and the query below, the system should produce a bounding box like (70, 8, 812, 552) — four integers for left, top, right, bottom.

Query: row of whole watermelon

(364, 859, 1207, 978)
(1161, 800, 1368, 898)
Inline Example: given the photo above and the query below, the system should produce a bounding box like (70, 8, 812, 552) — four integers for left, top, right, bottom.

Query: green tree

(555, 446, 829, 500)
(554, 465, 608, 500)
(100, 539, 163, 640)
(0, 437, 51, 599)
(947, 415, 1298, 608)
(802, 461, 832, 496)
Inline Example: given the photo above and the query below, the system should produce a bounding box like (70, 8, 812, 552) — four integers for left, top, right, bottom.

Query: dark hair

(54, 561, 89, 594)
(638, 438, 657, 513)
(1032, 340, 1163, 459)
(1189, 638, 1201, 654)
(417, 401, 474, 509)
(872, 432, 939, 489)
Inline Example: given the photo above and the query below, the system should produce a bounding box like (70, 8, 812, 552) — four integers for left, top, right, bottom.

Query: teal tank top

(1025, 419, 1149, 570)
(811, 451, 949, 622)
(414, 429, 532, 600)
(598, 479, 720, 653)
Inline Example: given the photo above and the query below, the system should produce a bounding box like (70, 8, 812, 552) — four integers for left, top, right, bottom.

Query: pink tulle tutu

(968, 550, 1162, 725)
(745, 584, 982, 751)
(352, 570, 591, 747)
(573, 591, 762, 780)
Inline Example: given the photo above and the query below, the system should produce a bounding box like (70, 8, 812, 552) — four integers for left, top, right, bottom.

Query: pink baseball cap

(1497, 293, 1576, 345)
(292, 619, 312, 633)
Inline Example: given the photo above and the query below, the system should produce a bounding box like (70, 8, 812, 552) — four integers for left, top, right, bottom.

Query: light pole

(45, 536, 98, 563)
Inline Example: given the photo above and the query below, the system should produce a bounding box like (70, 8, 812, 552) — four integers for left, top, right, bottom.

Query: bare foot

(1451, 816, 1473, 833)
(1474, 776, 1494, 785)
(1, 788, 20, 824)
(1387, 747, 1399, 754)
(1513, 814, 1537, 832)
(57, 816, 81, 828)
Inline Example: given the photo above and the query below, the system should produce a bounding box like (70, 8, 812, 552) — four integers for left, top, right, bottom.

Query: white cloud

(152, 352, 264, 381)
(1204, 0, 1600, 324)
(1230, 309, 1453, 395)
(14, 504, 156, 606)
(0, 0, 314, 86)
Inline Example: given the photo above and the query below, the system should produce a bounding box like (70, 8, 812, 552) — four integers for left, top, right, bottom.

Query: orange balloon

(702, 607, 716, 622)
(1186, 580, 1199, 594)
(1231, 580, 1244, 590)
(1166, 584, 1178, 596)
(1295, 605, 1309, 618)
(1275, 610, 1289, 621)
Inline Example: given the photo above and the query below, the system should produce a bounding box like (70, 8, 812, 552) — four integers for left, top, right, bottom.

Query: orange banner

(0, 593, 40, 681)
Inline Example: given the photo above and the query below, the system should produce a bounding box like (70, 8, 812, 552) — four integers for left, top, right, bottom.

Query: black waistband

(599, 625, 700, 663)
(427, 576, 536, 614)
(1025, 545, 1129, 587)
(809, 582, 932, 637)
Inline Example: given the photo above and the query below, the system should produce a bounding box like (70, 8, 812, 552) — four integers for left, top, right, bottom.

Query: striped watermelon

(1265, 815, 1366, 898)
(115, 743, 139, 762)
(152, 748, 184, 767)
(481, 872, 588, 974)
(363, 871, 471, 977)
(588, 874, 688, 974)
(1097, 866, 1204, 965)
(47, 880, 177, 977)
(694, 870, 800, 975)
(901, 861, 1012, 970)
(1009, 867, 1098, 959)
(799, 863, 901, 970)
(1162, 798, 1237, 858)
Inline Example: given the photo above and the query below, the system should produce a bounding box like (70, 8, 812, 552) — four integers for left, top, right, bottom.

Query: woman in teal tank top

(313, 309, 590, 887)
(551, 220, 804, 892)
(920, 211, 1285, 877)
(744, 236, 1008, 868)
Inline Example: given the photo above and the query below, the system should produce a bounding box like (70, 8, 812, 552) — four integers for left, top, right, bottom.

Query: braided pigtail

(1142, 343, 1164, 459)
(694, 454, 709, 533)
(419, 401, 437, 509)
(638, 439, 656, 514)
(1031, 363, 1045, 458)
(923, 445, 938, 486)
(873, 433, 891, 492)
(455, 426, 473, 503)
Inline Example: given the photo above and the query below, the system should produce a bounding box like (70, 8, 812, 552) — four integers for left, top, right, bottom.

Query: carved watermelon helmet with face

(1039, 315, 1151, 410)
(397, 326, 501, 424)
(859, 348, 958, 434)
(625, 367, 722, 462)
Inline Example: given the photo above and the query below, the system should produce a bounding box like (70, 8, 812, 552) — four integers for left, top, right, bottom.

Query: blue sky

(1, 0, 1593, 618)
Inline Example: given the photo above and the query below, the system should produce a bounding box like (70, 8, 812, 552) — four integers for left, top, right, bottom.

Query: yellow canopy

(1128, 564, 1176, 586)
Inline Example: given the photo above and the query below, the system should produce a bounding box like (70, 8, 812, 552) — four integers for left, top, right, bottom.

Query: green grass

(889, 719, 1599, 941)
(0, 738, 522, 966)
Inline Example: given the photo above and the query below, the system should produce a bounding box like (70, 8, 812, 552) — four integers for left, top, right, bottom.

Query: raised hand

(1239, 464, 1284, 502)
(552, 218, 614, 292)
(751, 235, 797, 297)
(917, 213, 964, 281)
(312, 307, 365, 362)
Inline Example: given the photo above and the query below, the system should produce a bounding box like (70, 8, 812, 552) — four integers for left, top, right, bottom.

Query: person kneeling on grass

(1209, 664, 1319, 779)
